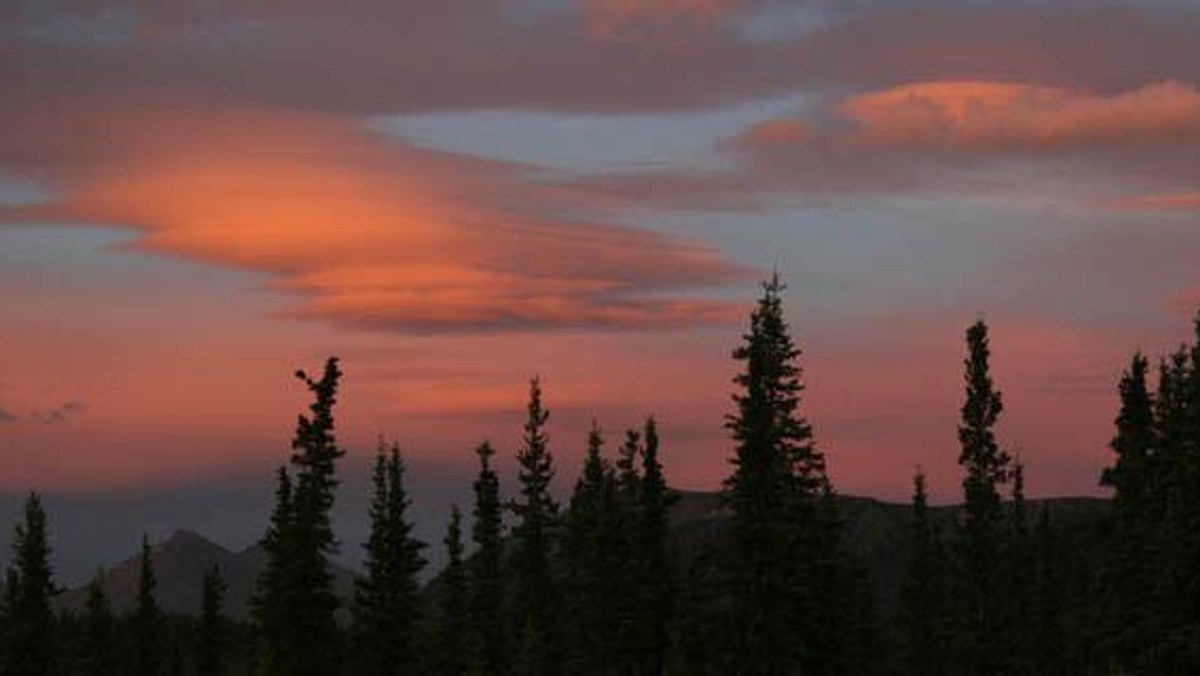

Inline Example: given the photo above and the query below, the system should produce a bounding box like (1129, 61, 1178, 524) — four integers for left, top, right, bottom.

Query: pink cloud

(1109, 191, 1200, 211)
(728, 117, 812, 150)
(0, 103, 749, 332)
(840, 80, 1200, 152)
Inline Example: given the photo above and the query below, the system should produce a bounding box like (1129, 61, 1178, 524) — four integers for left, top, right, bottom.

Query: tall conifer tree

(468, 442, 506, 675)
(6, 492, 57, 676)
(633, 417, 675, 675)
(352, 443, 427, 675)
(952, 319, 1012, 675)
(251, 357, 346, 676)
(563, 423, 620, 674)
(1171, 316, 1200, 664)
(286, 358, 346, 676)
(1102, 353, 1156, 506)
(510, 377, 560, 675)
(723, 274, 826, 675)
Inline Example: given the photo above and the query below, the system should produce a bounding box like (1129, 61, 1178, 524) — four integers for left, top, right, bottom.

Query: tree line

(3, 276, 1200, 674)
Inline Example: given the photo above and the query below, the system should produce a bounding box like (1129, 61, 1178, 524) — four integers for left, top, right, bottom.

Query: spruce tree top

(725, 273, 822, 497)
(1101, 352, 1155, 506)
(958, 320, 1009, 509)
(514, 376, 557, 521)
(291, 357, 345, 512)
(11, 492, 56, 612)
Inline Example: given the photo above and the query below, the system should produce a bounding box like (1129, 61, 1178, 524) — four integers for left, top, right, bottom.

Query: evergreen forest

(4, 276, 1200, 675)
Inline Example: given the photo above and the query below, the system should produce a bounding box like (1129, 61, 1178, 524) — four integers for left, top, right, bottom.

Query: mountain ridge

(55, 492, 1109, 619)
(56, 528, 357, 620)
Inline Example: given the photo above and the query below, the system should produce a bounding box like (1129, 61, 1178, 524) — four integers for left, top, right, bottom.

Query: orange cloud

(840, 80, 1200, 151)
(728, 118, 811, 150)
(2, 104, 747, 332)
(584, 0, 735, 42)
(1111, 191, 1200, 211)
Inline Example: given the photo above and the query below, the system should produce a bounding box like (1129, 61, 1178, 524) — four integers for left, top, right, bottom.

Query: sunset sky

(4, 0, 1200, 579)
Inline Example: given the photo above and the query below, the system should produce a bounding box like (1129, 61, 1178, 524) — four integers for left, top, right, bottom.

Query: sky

(3, 0, 1200, 580)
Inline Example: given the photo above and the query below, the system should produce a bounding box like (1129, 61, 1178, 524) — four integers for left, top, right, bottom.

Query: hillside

(666, 491, 1110, 611)
(57, 529, 357, 620)
(57, 492, 1109, 619)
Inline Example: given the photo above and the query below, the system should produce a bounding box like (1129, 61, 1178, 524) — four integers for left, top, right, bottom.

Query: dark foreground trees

(436, 505, 468, 676)
(351, 443, 427, 675)
(80, 571, 117, 676)
(197, 566, 226, 676)
(468, 442, 506, 676)
(1097, 317, 1200, 671)
(4, 493, 56, 676)
(721, 274, 842, 676)
(251, 357, 347, 676)
(897, 471, 947, 676)
(16, 284, 1200, 676)
(132, 535, 163, 676)
(509, 377, 561, 676)
(952, 319, 1013, 675)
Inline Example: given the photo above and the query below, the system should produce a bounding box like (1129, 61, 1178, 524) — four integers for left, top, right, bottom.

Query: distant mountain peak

(155, 528, 231, 559)
(58, 528, 356, 619)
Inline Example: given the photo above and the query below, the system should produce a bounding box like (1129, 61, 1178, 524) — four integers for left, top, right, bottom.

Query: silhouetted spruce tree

(6, 492, 57, 676)
(286, 358, 347, 676)
(351, 443, 427, 676)
(197, 566, 227, 676)
(897, 471, 947, 676)
(80, 570, 116, 676)
(437, 505, 468, 676)
(1176, 317, 1200, 663)
(723, 274, 827, 676)
(951, 319, 1012, 676)
(131, 535, 162, 676)
(250, 357, 345, 676)
(631, 417, 676, 675)
(610, 427, 643, 674)
(1134, 348, 1191, 670)
(468, 442, 506, 676)
(250, 466, 293, 676)
(1157, 317, 1200, 668)
(1102, 352, 1157, 508)
(563, 423, 620, 674)
(509, 377, 561, 676)
(1100, 352, 1157, 667)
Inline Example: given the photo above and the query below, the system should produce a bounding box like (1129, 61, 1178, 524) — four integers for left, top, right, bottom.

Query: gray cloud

(34, 400, 86, 425)
(4, 2, 1200, 117)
